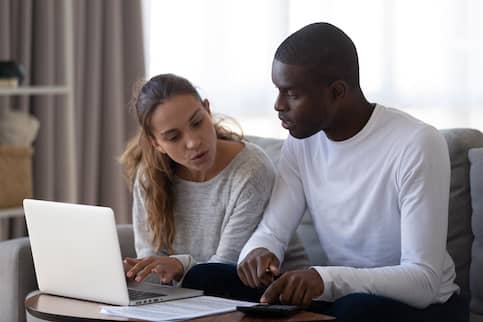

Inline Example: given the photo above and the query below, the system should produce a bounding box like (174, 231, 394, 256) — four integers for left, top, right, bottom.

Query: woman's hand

(124, 256, 184, 284)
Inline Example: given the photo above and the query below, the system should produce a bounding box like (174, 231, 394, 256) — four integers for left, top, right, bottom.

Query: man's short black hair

(275, 22, 360, 88)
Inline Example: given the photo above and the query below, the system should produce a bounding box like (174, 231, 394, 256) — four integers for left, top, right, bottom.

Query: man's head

(272, 22, 361, 139)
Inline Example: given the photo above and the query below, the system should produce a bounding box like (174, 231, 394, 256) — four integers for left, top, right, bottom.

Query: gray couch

(1, 129, 482, 322)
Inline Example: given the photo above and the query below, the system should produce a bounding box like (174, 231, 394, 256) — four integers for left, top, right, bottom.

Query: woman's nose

(185, 134, 201, 149)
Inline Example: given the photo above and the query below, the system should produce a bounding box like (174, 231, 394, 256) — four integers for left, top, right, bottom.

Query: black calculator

(236, 304, 301, 317)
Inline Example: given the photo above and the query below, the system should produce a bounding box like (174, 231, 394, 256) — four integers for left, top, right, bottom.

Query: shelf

(0, 207, 24, 219)
(0, 86, 69, 96)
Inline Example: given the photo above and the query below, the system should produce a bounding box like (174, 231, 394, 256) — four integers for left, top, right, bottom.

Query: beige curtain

(72, 0, 144, 223)
(0, 0, 144, 239)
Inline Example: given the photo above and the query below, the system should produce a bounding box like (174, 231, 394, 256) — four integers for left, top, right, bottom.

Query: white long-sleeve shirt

(239, 105, 459, 308)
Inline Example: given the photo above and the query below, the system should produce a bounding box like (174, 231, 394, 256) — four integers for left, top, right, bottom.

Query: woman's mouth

(191, 151, 208, 161)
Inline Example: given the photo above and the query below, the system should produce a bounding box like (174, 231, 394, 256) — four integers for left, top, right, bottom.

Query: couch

(1, 128, 482, 322)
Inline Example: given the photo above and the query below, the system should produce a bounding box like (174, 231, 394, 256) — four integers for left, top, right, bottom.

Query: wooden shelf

(0, 86, 69, 96)
(0, 207, 24, 219)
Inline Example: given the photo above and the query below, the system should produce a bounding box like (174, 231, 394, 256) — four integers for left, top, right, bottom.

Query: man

(237, 22, 467, 322)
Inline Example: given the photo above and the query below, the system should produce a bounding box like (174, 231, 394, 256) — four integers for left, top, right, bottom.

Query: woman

(120, 74, 307, 299)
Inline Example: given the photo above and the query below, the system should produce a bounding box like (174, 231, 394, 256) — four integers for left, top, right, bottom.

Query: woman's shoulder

(229, 141, 276, 178)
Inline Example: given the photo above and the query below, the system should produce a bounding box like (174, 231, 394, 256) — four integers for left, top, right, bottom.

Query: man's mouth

(279, 115, 293, 129)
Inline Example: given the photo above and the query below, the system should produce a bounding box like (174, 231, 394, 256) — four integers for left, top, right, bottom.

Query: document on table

(100, 296, 257, 322)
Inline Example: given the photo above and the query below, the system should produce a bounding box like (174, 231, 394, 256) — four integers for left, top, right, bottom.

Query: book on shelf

(0, 61, 24, 88)
(0, 78, 19, 88)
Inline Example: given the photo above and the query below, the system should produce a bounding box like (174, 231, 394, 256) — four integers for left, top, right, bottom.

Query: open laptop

(23, 199, 203, 305)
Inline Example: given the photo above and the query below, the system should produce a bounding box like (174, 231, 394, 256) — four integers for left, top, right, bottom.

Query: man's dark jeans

(182, 263, 469, 322)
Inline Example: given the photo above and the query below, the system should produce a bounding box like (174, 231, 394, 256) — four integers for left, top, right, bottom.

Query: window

(144, 0, 483, 138)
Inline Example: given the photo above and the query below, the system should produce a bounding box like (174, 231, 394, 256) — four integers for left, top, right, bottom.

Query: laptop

(23, 199, 203, 305)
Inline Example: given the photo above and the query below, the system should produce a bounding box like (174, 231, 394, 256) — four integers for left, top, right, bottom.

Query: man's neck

(325, 99, 375, 142)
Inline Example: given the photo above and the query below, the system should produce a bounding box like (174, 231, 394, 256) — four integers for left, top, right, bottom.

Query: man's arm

(238, 138, 307, 284)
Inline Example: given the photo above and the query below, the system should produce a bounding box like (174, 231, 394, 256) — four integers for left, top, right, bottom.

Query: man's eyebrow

(277, 86, 299, 91)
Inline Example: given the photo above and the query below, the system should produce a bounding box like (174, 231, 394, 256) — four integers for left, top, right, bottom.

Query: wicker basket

(0, 145, 33, 209)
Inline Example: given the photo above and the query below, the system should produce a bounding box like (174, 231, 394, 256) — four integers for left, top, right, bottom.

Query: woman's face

(149, 94, 217, 178)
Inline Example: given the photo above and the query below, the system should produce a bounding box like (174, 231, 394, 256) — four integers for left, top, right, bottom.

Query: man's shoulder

(376, 105, 447, 157)
(377, 105, 426, 128)
(376, 105, 441, 141)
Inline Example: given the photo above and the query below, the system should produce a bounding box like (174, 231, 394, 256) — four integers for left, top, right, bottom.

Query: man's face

(271, 59, 337, 139)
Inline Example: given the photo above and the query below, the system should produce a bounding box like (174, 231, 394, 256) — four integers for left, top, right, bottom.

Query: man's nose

(274, 96, 287, 112)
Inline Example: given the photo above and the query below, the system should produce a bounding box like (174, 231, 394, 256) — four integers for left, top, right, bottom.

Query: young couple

(120, 23, 468, 322)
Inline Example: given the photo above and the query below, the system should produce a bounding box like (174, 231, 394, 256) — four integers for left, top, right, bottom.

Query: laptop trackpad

(127, 281, 174, 295)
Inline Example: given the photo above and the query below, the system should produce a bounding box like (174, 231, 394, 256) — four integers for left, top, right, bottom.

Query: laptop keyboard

(128, 288, 166, 301)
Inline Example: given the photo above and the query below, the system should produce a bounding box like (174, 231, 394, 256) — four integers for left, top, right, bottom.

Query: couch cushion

(246, 135, 283, 165)
(441, 129, 483, 298)
(0, 237, 37, 322)
(117, 224, 136, 258)
(469, 148, 483, 314)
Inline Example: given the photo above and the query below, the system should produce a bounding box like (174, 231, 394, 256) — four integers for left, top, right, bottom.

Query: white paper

(100, 296, 257, 322)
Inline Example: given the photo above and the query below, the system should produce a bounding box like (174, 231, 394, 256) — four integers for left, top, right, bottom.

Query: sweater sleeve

(169, 164, 274, 278)
(209, 149, 277, 265)
(313, 127, 452, 308)
(239, 138, 307, 266)
(171, 147, 278, 278)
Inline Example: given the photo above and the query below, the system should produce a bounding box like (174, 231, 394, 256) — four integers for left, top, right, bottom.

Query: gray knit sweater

(132, 142, 308, 279)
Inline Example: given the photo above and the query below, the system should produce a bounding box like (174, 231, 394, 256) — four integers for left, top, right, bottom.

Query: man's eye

(287, 92, 299, 99)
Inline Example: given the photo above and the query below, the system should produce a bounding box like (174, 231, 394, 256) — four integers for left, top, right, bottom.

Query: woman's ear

(202, 98, 211, 115)
(149, 136, 166, 154)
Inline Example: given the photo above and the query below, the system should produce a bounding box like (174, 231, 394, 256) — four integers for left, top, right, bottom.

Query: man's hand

(124, 256, 184, 284)
(237, 248, 281, 288)
(260, 268, 324, 307)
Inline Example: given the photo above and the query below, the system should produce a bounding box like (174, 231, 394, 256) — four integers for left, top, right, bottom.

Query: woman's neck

(177, 139, 244, 182)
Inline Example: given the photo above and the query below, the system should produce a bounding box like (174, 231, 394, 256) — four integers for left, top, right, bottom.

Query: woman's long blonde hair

(120, 74, 242, 254)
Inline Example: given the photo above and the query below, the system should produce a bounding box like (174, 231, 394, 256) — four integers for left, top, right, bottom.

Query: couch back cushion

(441, 129, 483, 298)
(469, 148, 483, 314)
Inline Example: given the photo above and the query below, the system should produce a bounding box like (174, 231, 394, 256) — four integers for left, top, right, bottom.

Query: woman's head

(135, 73, 202, 132)
(121, 73, 242, 253)
(136, 74, 217, 176)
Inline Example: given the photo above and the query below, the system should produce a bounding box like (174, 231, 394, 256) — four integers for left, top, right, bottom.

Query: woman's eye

(166, 135, 179, 142)
(192, 119, 203, 127)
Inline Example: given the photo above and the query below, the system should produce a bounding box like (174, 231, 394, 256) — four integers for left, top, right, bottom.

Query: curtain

(72, 0, 145, 223)
(0, 0, 145, 240)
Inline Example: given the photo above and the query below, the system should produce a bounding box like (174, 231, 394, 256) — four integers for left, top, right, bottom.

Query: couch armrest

(117, 224, 136, 259)
(469, 148, 483, 316)
(0, 224, 136, 322)
(0, 237, 37, 322)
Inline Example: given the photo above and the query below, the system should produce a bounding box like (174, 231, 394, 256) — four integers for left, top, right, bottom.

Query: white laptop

(23, 199, 203, 305)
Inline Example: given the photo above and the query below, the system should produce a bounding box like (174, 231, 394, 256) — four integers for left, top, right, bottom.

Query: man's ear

(202, 98, 211, 115)
(149, 136, 165, 154)
(329, 80, 347, 102)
